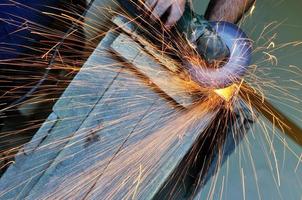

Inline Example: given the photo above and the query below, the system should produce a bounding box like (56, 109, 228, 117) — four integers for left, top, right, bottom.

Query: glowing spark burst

(0, 1, 301, 200)
(214, 84, 239, 102)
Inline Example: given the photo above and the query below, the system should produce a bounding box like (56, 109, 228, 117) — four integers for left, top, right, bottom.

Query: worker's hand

(146, 0, 186, 28)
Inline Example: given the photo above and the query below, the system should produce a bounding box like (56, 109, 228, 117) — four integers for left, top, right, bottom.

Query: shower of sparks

(0, 0, 301, 200)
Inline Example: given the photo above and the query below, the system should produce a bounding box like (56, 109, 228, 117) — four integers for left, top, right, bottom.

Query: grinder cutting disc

(184, 21, 253, 88)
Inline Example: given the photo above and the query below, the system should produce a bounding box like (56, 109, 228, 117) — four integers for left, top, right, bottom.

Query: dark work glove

(177, 3, 230, 63)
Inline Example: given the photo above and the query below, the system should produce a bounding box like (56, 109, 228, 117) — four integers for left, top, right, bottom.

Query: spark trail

(0, 0, 301, 199)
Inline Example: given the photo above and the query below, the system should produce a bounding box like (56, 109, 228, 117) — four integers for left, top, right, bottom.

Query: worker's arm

(147, 0, 255, 28)
(205, 0, 255, 23)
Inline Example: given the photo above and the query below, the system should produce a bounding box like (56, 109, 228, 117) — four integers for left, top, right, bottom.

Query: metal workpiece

(0, 15, 254, 200)
(111, 33, 201, 108)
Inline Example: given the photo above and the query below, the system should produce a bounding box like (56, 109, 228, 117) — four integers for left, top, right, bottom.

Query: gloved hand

(177, 4, 230, 63)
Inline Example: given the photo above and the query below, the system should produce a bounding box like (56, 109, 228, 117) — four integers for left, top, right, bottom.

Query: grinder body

(117, 0, 252, 89)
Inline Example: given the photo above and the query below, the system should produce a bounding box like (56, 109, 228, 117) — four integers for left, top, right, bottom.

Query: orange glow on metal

(214, 84, 238, 102)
